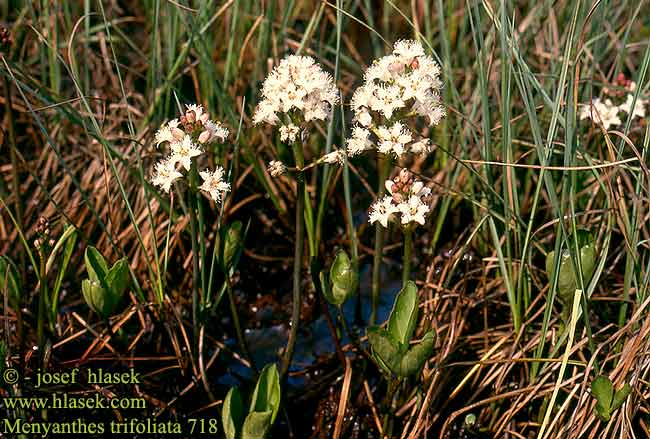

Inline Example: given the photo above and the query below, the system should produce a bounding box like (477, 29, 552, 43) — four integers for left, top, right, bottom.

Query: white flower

(393, 39, 426, 63)
(351, 39, 444, 125)
(379, 172, 431, 226)
(357, 109, 373, 127)
(198, 120, 229, 144)
(346, 39, 445, 159)
(579, 98, 622, 129)
(373, 84, 405, 119)
(268, 160, 287, 177)
(199, 167, 230, 203)
(253, 100, 280, 125)
(151, 159, 182, 192)
(412, 94, 446, 125)
(254, 55, 339, 126)
(397, 195, 430, 225)
(322, 150, 346, 166)
(279, 124, 300, 143)
(169, 135, 203, 171)
(619, 94, 646, 119)
(410, 139, 431, 155)
(155, 125, 175, 146)
(346, 126, 373, 156)
(369, 195, 399, 228)
(186, 104, 206, 123)
(351, 84, 375, 112)
(365, 55, 402, 83)
(377, 122, 412, 157)
(155, 119, 185, 146)
(411, 181, 431, 198)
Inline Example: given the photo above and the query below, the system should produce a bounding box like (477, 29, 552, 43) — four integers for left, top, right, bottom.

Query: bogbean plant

(221, 364, 281, 439)
(45, 39, 443, 437)
(252, 55, 341, 378)
(346, 39, 445, 324)
(82, 246, 130, 321)
(249, 40, 444, 434)
(545, 230, 596, 330)
(151, 104, 231, 341)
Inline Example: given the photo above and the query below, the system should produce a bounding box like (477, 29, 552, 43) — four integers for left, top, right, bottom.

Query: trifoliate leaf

(388, 281, 419, 347)
(222, 387, 244, 439)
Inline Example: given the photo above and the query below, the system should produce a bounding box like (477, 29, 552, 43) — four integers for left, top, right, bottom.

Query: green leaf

(241, 410, 272, 439)
(545, 242, 596, 306)
(319, 271, 336, 305)
(222, 387, 244, 439)
(84, 246, 109, 287)
(395, 331, 435, 377)
(106, 258, 130, 297)
(50, 228, 78, 324)
(387, 281, 419, 347)
(327, 250, 357, 306)
(221, 221, 244, 272)
(367, 327, 401, 375)
(579, 244, 596, 286)
(611, 383, 632, 412)
(249, 364, 281, 424)
(595, 403, 611, 422)
(82, 256, 129, 319)
(591, 375, 614, 422)
(0, 255, 21, 308)
(82, 279, 107, 317)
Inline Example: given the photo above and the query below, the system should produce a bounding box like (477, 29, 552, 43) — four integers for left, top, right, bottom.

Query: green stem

(402, 227, 413, 286)
(338, 305, 371, 360)
(188, 167, 201, 347)
(280, 142, 305, 379)
(225, 274, 252, 367)
(381, 378, 399, 435)
(37, 250, 46, 349)
(370, 155, 389, 325)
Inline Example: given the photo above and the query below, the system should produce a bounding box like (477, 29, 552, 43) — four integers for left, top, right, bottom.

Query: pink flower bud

(185, 110, 196, 123)
(199, 112, 210, 124)
(171, 127, 185, 140)
(198, 130, 211, 144)
(388, 61, 405, 75)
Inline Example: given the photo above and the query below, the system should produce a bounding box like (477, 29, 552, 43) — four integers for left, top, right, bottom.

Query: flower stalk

(402, 226, 413, 286)
(225, 274, 251, 365)
(371, 155, 389, 325)
(37, 246, 47, 349)
(280, 141, 306, 379)
(187, 165, 201, 346)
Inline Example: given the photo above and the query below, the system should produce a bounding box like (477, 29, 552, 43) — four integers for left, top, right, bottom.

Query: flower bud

(171, 127, 185, 140)
(220, 221, 243, 272)
(321, 250, 357, 306)
(388, 60, 405, 75)
(358, 110, 372, 127)
(198, 130, 211, 144)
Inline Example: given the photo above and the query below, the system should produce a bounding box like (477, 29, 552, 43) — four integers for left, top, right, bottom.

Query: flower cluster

(369, 169, 432, 227)
(253, 55, 339, 136)
(347, 40, 445, 159)
(151, 104, 230, 203)
(255, 55, 340, 177)
(267, 160, 287, 177)
(580, 76, 647, 129)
